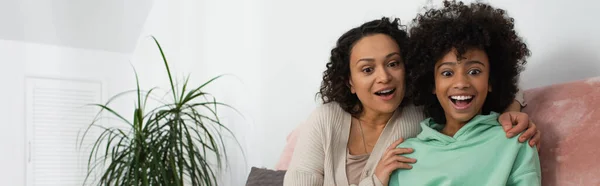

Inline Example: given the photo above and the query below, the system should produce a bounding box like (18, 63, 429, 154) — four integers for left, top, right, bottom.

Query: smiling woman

(284, 18, 427, 186)
(348, 34, 406, 118)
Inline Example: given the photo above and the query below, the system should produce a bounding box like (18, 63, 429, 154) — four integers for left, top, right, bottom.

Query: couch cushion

(245, 167, 286, 186)
(523, 76, 600, 186)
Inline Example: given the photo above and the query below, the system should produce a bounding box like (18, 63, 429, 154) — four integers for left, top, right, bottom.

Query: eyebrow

(436, 60, 486, 69)
(356, 52, 401, 64)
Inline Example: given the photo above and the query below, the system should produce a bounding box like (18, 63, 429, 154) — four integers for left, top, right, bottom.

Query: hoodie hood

(416, 112, 500, 145)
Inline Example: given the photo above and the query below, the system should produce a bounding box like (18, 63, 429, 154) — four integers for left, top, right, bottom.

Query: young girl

(389, 1, 541, 185)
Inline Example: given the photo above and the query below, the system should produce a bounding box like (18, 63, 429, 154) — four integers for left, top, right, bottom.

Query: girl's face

(434, 48, 490, 124)
(348, 34, 405, 115)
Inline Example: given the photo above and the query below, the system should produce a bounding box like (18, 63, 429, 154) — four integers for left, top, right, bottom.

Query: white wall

(0, 40, 27, 186)
(0, 0, 152, 53)
(485, 0, 600, 89)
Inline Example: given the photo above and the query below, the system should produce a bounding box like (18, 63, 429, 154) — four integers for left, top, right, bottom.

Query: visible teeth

(451, 95, 472, 100)
(378, 89, 393, 94)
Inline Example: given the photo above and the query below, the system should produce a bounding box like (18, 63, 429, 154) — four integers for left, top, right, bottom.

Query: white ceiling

(0, 0, 154, 53)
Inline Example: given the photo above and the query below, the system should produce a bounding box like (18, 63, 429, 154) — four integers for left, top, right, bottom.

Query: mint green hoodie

(389, 112, 541, 186)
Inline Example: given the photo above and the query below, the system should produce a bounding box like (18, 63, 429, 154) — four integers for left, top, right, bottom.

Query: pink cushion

(274, 126, 302, 170)
(523, 76, 600, 186)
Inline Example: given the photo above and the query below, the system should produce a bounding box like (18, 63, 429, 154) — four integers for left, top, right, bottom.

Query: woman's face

(348, 34, 405, 115)
(434, 48, 490, 124)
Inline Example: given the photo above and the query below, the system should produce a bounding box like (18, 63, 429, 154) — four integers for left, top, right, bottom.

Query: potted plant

(79, 36, 241, 186)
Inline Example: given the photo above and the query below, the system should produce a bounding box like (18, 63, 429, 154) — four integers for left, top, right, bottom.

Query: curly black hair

(318, 17, 410, 116)
(407, 0, 530, 124)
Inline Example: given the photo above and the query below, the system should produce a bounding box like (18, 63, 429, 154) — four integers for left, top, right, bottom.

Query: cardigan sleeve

(283, 106, 330, 186)
(515, 87, 527, 107)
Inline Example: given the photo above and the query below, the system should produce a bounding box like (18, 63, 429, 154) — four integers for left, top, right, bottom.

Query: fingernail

(507, 133, 515, 138)
(519, 137, 525, 141)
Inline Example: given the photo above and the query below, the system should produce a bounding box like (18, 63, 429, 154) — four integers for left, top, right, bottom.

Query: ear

(488, 85, 492, 92)
(349, 80, 356, 94)
(432, 84, 436, 94)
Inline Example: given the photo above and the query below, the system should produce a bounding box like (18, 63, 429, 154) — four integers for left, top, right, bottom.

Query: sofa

(246, 76, 600, 186)
(522, 76, 600, 185)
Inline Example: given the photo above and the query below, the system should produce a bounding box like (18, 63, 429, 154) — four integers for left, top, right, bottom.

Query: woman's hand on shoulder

(374, 138, 416, 185)
(498, 112, 541, 149)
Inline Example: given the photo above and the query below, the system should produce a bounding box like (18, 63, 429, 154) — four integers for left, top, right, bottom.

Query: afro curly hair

(406, 0, 530, 124)
(318, 17, 410, 116)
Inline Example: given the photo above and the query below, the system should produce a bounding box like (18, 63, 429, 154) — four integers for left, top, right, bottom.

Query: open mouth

(375, 88, 396, 96)
(449, 95, 474, 109)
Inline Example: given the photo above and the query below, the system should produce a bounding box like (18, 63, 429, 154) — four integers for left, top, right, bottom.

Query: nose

(453, 73, 471, 89)
(376, 68, 392, 84)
